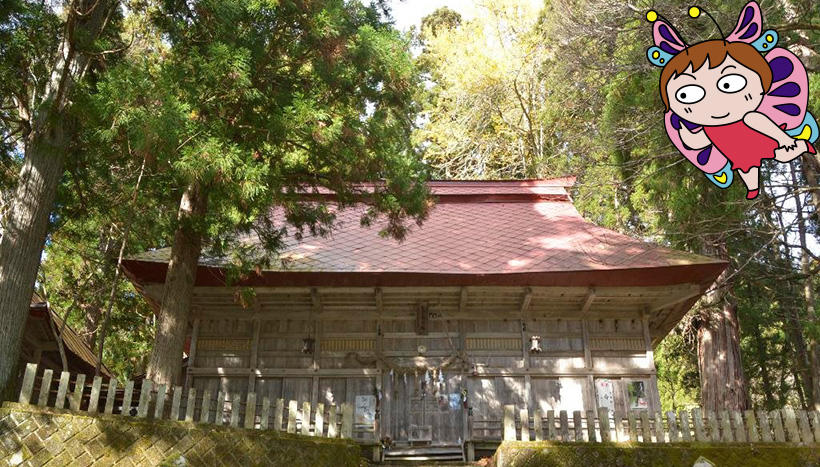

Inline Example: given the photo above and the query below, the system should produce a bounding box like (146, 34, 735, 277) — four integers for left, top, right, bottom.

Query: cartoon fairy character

(646, 2, 818, 199)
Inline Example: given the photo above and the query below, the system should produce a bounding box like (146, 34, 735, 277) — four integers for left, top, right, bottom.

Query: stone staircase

(381, 445, 467, 464)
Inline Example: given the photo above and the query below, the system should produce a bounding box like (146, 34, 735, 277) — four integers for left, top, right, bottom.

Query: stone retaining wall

(493, 440, 819, 467)
(0, 402, 361, 466)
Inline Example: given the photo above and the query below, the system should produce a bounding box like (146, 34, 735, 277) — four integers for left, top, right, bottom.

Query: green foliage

(35, 0, 431, 377)
(415, 0, 560, 178)
(655, 333, 701, 412)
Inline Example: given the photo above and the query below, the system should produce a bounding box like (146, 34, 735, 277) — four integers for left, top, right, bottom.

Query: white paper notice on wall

(355, 395, 376, 425)
(595, 378, 615, 411)
(558, 377, 585, 411)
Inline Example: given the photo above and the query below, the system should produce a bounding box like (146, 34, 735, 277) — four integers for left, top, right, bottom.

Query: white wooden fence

(15, 363, 354, 438)
(500, 404, 820, 444)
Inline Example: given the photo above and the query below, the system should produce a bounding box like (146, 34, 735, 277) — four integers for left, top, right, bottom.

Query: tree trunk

(751, 320, 776, 410)
(0, 123, 66, 395)
(145, 181, 207, 386)
(789, 160, 820, 410)
(697, 243, 748, 411)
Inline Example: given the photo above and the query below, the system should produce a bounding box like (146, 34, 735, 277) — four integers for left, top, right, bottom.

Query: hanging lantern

(301, 337, 315, 354)
(529, 335, 543, 353)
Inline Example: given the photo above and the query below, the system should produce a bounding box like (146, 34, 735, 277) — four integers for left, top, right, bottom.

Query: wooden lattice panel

(590, 337, 644, 351)
(197, 338, 251, 352)
(322, 338, 376, 352)
(465, 337, 522, 351)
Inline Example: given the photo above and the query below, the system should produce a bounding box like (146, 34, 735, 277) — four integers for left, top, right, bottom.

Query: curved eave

(122, 259, 727, 289)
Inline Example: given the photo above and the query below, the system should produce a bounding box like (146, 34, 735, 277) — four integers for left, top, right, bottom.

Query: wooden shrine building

(122, 177, 725, 454)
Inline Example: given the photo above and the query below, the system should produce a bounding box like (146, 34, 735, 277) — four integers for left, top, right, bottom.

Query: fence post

(627, 411, 638, 442)
(732, 411, 746, 442)
(797, 410, 813, 443)
(782, 408, 800, 442)
(286, 400, 297, 433)
(315, 403, 324, 437)
(706, 411, 720, 442)
(170, 386, 182, 421)
(520, 408, 530, 441)
(137, 380, 152, 418)
(260, 397, 271, 430)
(639, 410, 651, 443)
(613, 411, 624, 442)
(572, 411, 583, 441)
(757, 409, 773, 442)
(692, 409, 707, 442)
(70, 374, 86, 412)
(301, 401, 312, 435)
(216, 391, 226, 425)
(245, 393, 257, 429)
(122, 380, 134, 415)
(546, 410, 556, 441)
(719, 410, 733, 442)
(679, 410, 691, 442)
(503, 405, 516, 440)
(327, 405, 338, 438)
(666, 411, 678, 442)
(274, 398, 284, 431)
(653, 412, 664, 443)
(18, 363, 37, 405)
(185, 388, 197, 422)
(744, 410, 759, 442)
(38, 369, 53, 407)
(104, 378, 118, 415)
(88, 376, 103, 414)
(770, 409, 786, 442)
(230, 394, 241, 427)
(55, 371, 70, 409)
(533, 409, 543, 441)
(341, 402, 353, 438)
(200, 389, 212, 424)
(154, 384, 167, 420)
(586, 410, 597, 442)
(598, 408, 610, 442)
(559, 410, 569, 441)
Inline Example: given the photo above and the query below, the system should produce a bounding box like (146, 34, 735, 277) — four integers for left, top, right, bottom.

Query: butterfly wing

(727, 1, 763, 43)
(758, 48, 809, 130)
(665, 112, 733, 188)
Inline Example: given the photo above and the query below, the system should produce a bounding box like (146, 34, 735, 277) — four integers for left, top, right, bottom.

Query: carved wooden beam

(310, 287, 322, 315)
(459, 287, 468, 314)
(580, 287, 596, 315)
(375, 287, 384, 316)
(520, 287, 533, 316)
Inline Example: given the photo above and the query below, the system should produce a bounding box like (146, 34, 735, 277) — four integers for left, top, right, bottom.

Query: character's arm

(679, 125, 711, 149)
(743, 111, 794, 147)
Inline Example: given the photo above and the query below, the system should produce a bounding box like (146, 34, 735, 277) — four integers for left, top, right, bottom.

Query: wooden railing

(15, 363, 354, 439)
(498, 404, 820, 443)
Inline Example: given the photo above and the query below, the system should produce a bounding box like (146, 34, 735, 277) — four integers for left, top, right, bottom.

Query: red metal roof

(123, 178, 725, 288)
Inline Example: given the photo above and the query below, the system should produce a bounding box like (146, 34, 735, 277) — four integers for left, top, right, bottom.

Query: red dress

(703, 120, 777, 172)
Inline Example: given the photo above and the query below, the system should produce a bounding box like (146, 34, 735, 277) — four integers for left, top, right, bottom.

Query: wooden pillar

(641, 309, 661, 411)
(375, 292, 384, 439)
(184, 318, 200, 391)
(248, 318, 261, 392)
(581, 319, 595, 409)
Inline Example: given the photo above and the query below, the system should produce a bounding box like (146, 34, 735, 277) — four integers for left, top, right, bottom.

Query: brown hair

(659, 40, 772, 111)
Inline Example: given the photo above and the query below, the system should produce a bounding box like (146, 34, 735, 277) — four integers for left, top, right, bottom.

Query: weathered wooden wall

(183, 286, 670, 445)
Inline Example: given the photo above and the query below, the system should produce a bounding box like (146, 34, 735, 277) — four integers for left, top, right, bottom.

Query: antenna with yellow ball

(688, 5, 725, 39)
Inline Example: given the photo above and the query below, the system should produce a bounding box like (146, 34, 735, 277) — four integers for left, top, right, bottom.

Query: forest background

(1, 0, 818, 412)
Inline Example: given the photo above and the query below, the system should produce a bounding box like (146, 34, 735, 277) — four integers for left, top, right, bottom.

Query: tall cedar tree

(133, 0, 430, 385)
(0, 0, 122, 396)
